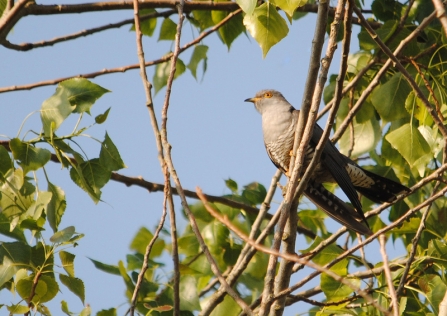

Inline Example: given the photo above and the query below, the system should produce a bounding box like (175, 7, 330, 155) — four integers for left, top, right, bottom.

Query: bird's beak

(244, 97, 257, 103)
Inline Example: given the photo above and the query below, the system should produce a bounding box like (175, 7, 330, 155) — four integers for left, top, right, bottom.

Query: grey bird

(245, 89, 410, 235)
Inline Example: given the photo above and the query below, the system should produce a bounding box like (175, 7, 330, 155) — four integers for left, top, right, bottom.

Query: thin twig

(0, 8, 242, 94)
(128, 0, 174, 313)
(277, 184, 447, 301)
(351, 4, 447, 140)
(379, 234, 398, 316)
(394, 182, 441, 299)
(1, 10, 176, 51)
(129, 193, 168, 315)
(200, 170, 282, 315)
(197, 188, 390, 315)
(332, 7, 438, 142)
(432, 0, 447, 37)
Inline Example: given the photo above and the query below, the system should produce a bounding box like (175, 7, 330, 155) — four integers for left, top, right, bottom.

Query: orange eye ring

(264, 92, 273, 98)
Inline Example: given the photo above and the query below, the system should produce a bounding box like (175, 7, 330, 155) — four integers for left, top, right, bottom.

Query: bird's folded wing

(310, 124, 365, 219)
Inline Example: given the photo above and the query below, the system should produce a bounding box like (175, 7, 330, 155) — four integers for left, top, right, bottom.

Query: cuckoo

(245, 89, 410, 235)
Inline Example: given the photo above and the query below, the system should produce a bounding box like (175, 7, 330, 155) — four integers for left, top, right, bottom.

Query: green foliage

(243, 3, 289, 58)
(2, 0, 447, 315)
(0, 79, 124, 314)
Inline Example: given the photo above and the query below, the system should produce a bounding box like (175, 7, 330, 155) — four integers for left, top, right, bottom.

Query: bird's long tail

(304, 182, 373, 235)
(350, 167, 410, 204)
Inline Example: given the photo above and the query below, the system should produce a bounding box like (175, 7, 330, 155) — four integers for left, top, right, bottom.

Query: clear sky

(1, 1, 403, 314)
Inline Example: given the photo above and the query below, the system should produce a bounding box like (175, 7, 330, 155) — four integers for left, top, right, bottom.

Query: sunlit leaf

(211, 10, 244, 49)
(0, 145, 13, 178)
(385, 123, 432, 176)
(10, 138, 51, 175)
(95, 107, 111, 124)
(60, 78, 110, 114)
(131, 9, 157, 36)
(47, 181, 66, 233)
(158, 18, 177, 41)
(271, 0, 306, 18)
(99, 133, 126, 171)
(88, 258, 120, 275)
(371, 73, 411, 121)
(243, 2, 289, 57)
(187, 45, 208, 79)
(60, 251, 75, 277)
(153, 58, 186, 93)
(179, 275, 201, 311)
(236, 0, 256, 15)
(50, 226, 76, 243)
(7, 304, 30, 314)
(60, 274, 85, 304)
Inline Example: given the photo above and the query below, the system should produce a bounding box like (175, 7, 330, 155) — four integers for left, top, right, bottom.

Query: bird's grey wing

(310, 123, 365, 219)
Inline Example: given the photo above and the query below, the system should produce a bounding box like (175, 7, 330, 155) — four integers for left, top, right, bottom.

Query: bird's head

(244, 90, 291, 114)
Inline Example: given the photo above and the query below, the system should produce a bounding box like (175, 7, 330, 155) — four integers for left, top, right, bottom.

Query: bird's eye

(264, 92, 273, 98)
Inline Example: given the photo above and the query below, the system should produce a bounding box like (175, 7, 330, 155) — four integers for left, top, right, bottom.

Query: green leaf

(97, 308, 117, 316)
(321, 274, 360, 301)
(10, 138, 51, 175)
(7, 304, 30, 314)
(0, 145, 13, 178)
(47, 181, 66, 233)
(236, 0, 256, 14)
(40, 86, 75, 136)
(118, 260, 135, 292)
(243, 2, 289, 57)
(158, 18, 177, 41)
(0, 242, 31, 270)
(371, 73, 411, 121)
(60, 274, 85, 304)
(191, 10, 214, 31)
(405, 91, 433, 125)
(60, 251, 75, 277)
(187, 45, 208, 79)
(60, 78, 110, 114)
(339, 116, 381, 157)
(153, 58, 186, 93)
(179, 275, 201, 311)
(61, 300, 72, 315)
(385, 123, 432, 176)
(130, 227, 165, 258)
(418, 125, 444, 158)
(202, 221, 229, 255)
(24, 190, 52, 225)
(0, 257, 18, 289)
(70, 158, 111, 202)
(130, 9, 157, 36)
(50, 226, 76, 243)
(271, 0, 306, 18)
(99, 133, 126, 171)
(0, 169, 34, 228)
(225, 178, 238, 193)
(0, 212, 26, 242)
(31, 243, 54, 275)
(211, 10, 244, 49)
(79, 305, 91, 316)
(88, 258, 120, 275)
(16, 275, 59, 303)
(242, 182, 266, 205)
(95, 107, 111, 124)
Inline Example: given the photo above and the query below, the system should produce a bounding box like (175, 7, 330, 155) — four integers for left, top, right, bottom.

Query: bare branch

(432, 0, 447, 37)
(2, 10, 175, 51)
(332, 6, 438, 142)
(197, 187, 390, 315)
(379, 234, 398, 316)
(0, 8, 242, 94)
